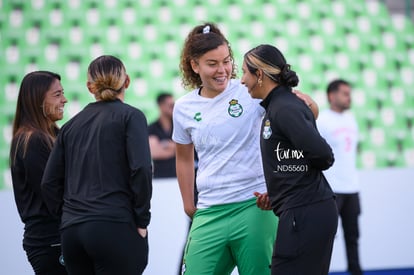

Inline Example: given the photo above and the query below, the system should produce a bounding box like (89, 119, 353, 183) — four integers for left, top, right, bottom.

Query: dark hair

(156, 92, 173, 105)
(87, 55, 128, 101)
(244, 44, 299, 87)
(10, 71, 61, 164)
(179, 22, 237, 90)
(326, 79, 351, 95)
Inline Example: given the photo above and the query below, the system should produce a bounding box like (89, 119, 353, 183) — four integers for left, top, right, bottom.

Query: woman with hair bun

(173, 23, 319, 275)
(241, 44, 338, 275)
(41, 55, 152, 275)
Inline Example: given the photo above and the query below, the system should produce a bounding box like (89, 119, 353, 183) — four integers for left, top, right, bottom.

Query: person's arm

(148, 135, 176, 160)
(41, 134, 65, 218)
(292, 90, 319, 119)
(254, 192, 272, 210)
(127, 111, 153, 230)
(24, 134, 51, 199)
(175, 143, 196, 218)
(276, 105, 334, 170)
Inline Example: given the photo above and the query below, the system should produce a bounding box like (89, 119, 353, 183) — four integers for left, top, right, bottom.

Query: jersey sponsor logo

(275, 142, 304, 161)
(228, 99, 243, 117)
(262, 119, 272, 139)
(193, 112, 202, 122)
(273, 142, 308, 173)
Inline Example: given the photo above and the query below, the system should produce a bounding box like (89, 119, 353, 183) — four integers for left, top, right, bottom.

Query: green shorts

(182, 198, 278, 275)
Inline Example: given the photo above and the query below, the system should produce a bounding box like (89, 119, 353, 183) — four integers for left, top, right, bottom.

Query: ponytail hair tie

(203, 25, 210, 34)
(99, 85, 115, 92)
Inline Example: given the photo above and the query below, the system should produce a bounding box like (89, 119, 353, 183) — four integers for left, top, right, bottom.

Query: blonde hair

(87, 55, 127, 101)
(244, 53, 282, 82)
(244, 44, 299, 87)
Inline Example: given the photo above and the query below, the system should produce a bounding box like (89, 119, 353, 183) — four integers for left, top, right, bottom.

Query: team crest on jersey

(262, 119, 272, 139)
(228, 99, 243, 117)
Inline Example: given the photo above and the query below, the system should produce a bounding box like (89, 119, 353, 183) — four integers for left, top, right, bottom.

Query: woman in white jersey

(172, 22, 318, 275)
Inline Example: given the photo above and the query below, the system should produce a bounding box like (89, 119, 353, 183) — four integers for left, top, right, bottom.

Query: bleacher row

(1, 0, 414, 188)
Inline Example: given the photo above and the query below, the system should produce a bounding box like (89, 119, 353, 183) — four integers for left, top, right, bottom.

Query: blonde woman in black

(241, 44, 338, 275)
(10, 71, 68, 274)
(42, 55, 152, 275)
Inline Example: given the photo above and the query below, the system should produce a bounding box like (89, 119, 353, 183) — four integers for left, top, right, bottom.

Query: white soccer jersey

(173, 79, 267, 208)
(317, 109, 359, 193)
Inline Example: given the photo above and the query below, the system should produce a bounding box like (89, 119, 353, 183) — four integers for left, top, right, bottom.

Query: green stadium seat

(0, 156, 11, 189)
(402, 131, 414, 167)
(64, 82, 92, 106)
(1, 0, 414, 175)
(59, 0, 93, 13)
(359, 149, 378, 169)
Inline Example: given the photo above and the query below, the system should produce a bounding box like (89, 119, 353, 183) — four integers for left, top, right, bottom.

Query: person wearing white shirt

(173, 22, 319, 275)
(172, 23, 277, 275)
(317, 79, 362, 275)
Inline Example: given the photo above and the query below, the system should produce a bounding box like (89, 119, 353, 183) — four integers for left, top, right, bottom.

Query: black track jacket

(42, 99, 152, 229)
(260, 85, 335, 215)
(11, 132, 61, 247)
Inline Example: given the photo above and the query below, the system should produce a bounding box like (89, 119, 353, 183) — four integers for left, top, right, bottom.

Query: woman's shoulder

(17, 130, 51, 154)
(173, 89, 200, 112)
(176, 89, 198, 103)
(120, 102, 148, 120)
(24, 130, 49, 144)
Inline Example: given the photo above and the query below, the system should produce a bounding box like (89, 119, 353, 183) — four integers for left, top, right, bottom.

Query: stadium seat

(1, 0, 414, 188)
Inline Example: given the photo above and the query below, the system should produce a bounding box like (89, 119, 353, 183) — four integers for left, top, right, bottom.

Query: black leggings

(336, 193, 362, 275)
(61, 221, 148, 275)
(25, 244, 67, 275)
(272, 198, 338, 275)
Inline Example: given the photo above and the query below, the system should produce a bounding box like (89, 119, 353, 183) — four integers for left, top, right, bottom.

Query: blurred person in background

(317, 79, 362, 275)
(10, 71, 68, 274)
(41, 55, 152, 275)
(148, 92, 176, 178)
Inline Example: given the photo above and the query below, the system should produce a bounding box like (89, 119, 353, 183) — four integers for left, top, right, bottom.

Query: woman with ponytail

(173, 23, 320, 275)
(241, 44, 338, 275)
(41, 55, 152, 274)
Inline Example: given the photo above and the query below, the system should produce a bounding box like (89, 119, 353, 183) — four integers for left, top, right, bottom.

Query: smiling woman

(241, 44, 337, 275)
(173, 22, 324, 275)
(189, 44, 234, 98)
(173, 22, 278, 275)
(9, 71, 68, 275)
(42, 78, 66, 121)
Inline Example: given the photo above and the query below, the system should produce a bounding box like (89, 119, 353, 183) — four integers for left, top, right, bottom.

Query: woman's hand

(185, 205, 197, 219)
(254, 192, 272, 210)
(137, 227, 147, 238)
(292, 89, 319, 119)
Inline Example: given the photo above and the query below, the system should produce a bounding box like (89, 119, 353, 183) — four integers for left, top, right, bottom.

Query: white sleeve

(172, 102, 192, 145)
(316, 112, 328, 137)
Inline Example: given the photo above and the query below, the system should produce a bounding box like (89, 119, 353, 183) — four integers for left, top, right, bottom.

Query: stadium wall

(0, 168, 413, 274)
